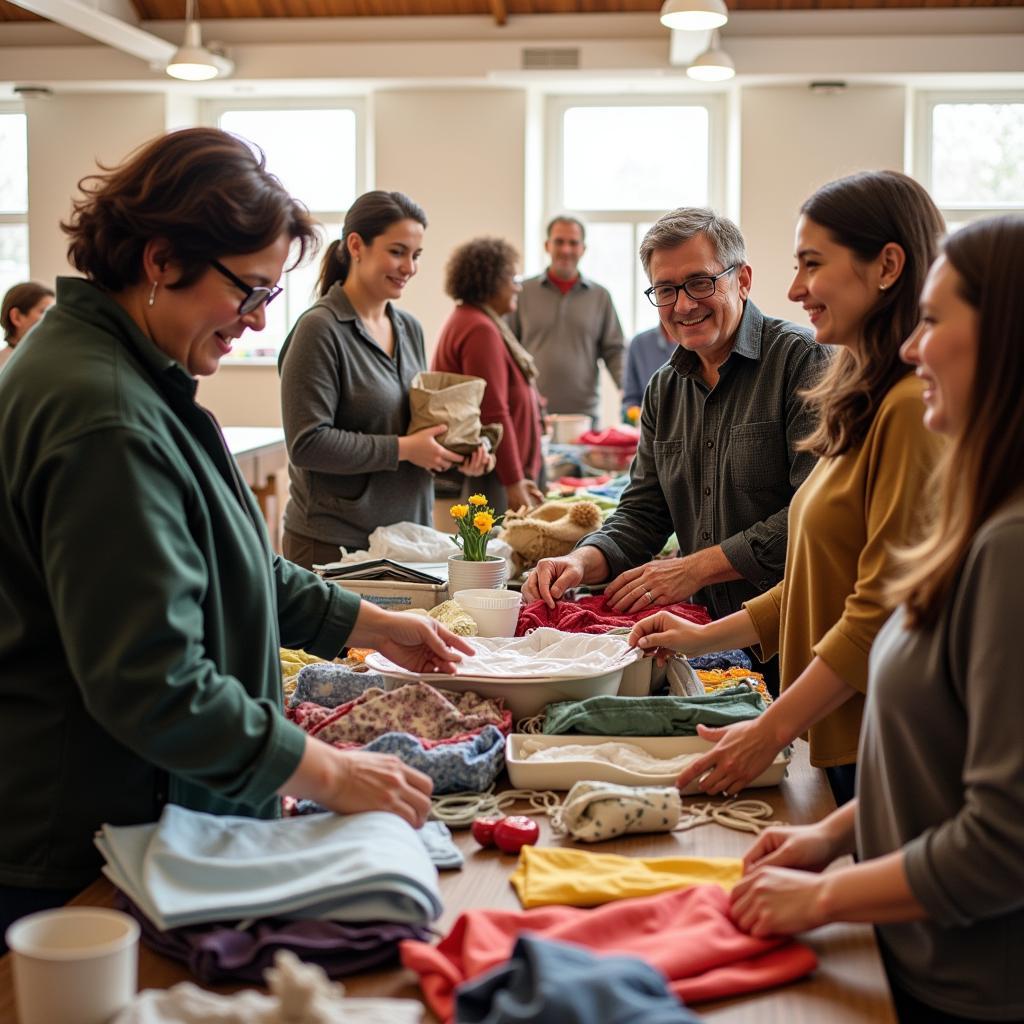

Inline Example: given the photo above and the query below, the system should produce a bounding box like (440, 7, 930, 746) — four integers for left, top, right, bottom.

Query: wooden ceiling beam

(489, 0, 507, 26)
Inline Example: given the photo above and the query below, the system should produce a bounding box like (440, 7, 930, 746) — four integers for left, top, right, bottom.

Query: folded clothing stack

(95, 805, 443, 932)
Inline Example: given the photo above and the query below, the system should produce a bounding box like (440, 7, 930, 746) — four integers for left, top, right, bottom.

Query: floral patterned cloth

(288, 682, 512, 747)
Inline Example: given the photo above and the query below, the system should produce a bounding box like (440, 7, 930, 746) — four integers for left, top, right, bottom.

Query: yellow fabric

(743, 375, 945, 767)
(279, 647, 326, 699)
(509, 844, 743, 908)
(697, 667, 773, 705)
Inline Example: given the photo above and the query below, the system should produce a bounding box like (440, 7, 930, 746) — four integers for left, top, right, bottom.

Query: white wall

(738, 84, 907, 327)
(26, 93, 168, 285)
(373, 87, 527, 352)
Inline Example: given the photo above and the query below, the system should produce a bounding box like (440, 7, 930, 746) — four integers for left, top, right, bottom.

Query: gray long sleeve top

(578, 301, 828, 621)
(507, 272, 624, 423)
(279, 284, 432, 552)
(857, 492, 1024, 1020)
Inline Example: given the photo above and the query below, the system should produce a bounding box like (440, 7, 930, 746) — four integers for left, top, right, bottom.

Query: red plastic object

(471, 817, 503, 848)
(492, 815, 540, 854)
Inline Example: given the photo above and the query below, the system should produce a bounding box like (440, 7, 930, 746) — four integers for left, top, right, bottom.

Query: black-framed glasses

(644, 266, 736, 308)
(210, 259, 283, 316)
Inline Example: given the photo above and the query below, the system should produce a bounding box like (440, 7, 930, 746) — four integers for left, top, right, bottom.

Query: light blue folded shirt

(95, 805, 442, 931)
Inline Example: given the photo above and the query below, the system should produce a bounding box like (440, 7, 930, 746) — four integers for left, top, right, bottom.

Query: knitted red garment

(400, 884, 817, 1022)
(516, 594, 710, 636)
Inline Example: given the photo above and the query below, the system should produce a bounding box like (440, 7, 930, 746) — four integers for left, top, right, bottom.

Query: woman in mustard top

(629, 171, 946, 804)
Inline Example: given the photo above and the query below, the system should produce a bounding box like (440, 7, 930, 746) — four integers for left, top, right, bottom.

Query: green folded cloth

(541, 684, 765, 736)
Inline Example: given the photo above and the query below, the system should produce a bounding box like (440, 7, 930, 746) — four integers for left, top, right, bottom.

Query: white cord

(430, 786, 562, 827)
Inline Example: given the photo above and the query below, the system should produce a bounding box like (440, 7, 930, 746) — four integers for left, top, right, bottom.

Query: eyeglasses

(210, 259, 283, 316)
(644, 266, 736, 307)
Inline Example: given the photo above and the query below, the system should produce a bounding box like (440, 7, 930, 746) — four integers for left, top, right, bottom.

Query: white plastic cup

(6, 907, 140, 1024)
(454, 588, 523, 637)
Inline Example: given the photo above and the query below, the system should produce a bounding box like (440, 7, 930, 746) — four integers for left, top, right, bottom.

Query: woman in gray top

(279, 191, 490, 568)
(728, 215, 1024, 1022)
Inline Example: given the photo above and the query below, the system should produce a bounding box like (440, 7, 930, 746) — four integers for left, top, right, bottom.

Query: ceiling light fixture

(659, 0, 728, 32)
(686, 31, 735, 81)
(166, 0, 233, 82)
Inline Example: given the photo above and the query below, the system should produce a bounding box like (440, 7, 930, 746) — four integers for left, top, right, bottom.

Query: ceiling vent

(521, 47, 580, 71)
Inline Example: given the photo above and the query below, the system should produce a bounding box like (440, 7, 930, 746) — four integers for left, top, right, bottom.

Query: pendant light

(659, 0, 728, 32)
(686, 31, 735, 81)
(166, 0, 234, 82)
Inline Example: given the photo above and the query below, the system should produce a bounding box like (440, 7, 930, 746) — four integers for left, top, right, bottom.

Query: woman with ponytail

(728, 215, 1024, 1024)
(279, 190, 489, 568)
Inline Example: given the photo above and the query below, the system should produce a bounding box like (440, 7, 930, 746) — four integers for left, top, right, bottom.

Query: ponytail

(317, 238, 349, 297)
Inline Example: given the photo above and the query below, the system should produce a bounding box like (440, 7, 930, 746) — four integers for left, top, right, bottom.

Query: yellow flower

(450, 504, 470, 519)
(468, 493, 488, 506)
(473, 511, 495, 534)
(626, 405, 642, 425)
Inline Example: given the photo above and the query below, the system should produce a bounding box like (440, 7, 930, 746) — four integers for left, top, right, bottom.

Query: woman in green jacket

(0, 128, 470, 943)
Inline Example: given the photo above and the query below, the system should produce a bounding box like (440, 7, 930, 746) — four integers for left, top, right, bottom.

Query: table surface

(0, 740, 894, 1024)
(221, 426, 286, 458)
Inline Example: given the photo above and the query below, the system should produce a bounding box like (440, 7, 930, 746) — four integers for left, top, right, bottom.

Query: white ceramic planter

(447, 553, 507, 595)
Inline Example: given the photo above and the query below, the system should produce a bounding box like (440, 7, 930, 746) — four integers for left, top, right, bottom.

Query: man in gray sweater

(507, 216, 624, 425)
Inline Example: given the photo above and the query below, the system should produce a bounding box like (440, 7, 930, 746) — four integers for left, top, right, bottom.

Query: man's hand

(604, 557, 704, 613)
(506, 478, 545, 513)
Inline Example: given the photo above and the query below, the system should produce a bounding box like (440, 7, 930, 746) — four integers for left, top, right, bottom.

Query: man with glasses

(524, 208, 829, 695)
(507, 216, 624, 426)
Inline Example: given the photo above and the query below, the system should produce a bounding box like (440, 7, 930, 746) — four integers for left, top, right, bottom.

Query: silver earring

(148, 281, 158, 306)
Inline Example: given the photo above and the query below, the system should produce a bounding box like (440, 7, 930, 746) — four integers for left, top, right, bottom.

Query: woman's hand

(506, 478, 544, 512)
(743, 823, 842, 874)
(675, 718, 783, 795)
(458, 444, 495, 477)
(627, 611, 708, 665)
(730, 866, 828, 938)
(399, 425, 463, 473)
(349, 604, 474, 674)
(283, 741, 434, 828)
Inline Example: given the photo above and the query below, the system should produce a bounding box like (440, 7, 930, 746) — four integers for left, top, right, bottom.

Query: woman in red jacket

(432, 237, 545, 514)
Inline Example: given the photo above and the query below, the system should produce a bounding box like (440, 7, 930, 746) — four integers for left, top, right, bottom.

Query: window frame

(914, 88, 1024, 226)
(544, 93, 726, 338)
(201, 96, 367, 363)
(0, 103, 30, 323)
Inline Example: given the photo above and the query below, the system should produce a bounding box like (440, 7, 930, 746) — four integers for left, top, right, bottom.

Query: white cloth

(551, 780, 684, 843)
(331, 521, 515, 575)
(112, 951, 422, 1024)
(370, 628, 638, 680)
(95, 806, 441, 931)
(518, 738, 699, 780)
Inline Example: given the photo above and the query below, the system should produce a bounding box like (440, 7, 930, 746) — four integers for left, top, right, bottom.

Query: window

(205, 101, 364, 360)
(547, 96, 724, 339)
(0, 108, 30, 319)
(916, 92, 1024, 232)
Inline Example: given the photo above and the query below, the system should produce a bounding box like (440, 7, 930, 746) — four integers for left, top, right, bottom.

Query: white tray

(505, 733, 790, 793)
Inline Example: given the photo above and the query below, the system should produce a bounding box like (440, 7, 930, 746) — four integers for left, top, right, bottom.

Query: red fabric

(432, 304, 543, 487)
(556, 474, 612, 489)
(400, 884, 817, 1022)
(576, 426, 640, 448)
(546, 269, 578, 295)
(516, 594, 710, 636)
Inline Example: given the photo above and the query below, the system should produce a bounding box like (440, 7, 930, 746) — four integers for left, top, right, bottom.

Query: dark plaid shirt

(580, 300, 829, 621)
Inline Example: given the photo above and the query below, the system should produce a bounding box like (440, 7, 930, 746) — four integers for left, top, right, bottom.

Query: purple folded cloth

(117, 893, 432, 983)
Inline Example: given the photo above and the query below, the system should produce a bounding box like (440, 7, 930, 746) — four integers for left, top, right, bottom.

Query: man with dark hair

(524, 207, 831, 695)
(507, 216, 624, 425)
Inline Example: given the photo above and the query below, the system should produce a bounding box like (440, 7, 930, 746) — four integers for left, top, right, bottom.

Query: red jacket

(432, 304, 543, 487)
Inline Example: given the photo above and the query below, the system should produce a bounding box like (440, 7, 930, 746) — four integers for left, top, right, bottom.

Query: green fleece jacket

(0, 278, 361, 890)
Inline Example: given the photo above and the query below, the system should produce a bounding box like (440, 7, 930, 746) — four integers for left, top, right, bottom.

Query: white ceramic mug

(6, 907, 140, 1024)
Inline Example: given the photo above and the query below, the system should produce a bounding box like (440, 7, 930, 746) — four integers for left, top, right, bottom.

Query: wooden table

(222, 426, 288, 551)
(0, 741, 894, 1023)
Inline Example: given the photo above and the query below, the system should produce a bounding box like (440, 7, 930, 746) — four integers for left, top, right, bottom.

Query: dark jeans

(825, 762, 858, 806)
(0, 885, 78, 955)
(282, 530, 345, 572)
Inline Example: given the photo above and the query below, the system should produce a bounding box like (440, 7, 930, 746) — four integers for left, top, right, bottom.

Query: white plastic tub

(505, 733, 790, 793)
